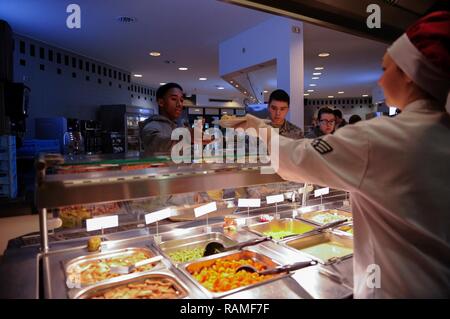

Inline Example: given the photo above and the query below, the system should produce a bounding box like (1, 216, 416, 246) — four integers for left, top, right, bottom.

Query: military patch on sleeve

(311, 138, 333, 155)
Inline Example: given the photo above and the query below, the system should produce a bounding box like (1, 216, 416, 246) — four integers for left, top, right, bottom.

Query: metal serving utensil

(235, 260, 318, 275)
(109, 255, 163, 274)
(203, 236, 271, 257)
(282, 219, 348, 240)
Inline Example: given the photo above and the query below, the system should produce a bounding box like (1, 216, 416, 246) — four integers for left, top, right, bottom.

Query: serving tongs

(236, 260, 318, 275)
(109, 255, 163, 274)
(203, 236, 271, 257)
(282, 219, 348, 240)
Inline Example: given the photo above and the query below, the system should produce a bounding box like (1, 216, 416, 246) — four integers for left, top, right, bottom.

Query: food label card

(314, 187, 330, 197)
(86, 215, 119, 232)
(145, 208, 173, 224)
(194, 202, 217, 218)
(238, 198, 261, 207)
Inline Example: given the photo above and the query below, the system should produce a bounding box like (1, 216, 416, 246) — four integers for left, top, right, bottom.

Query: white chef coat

(273, 99, 450, 298)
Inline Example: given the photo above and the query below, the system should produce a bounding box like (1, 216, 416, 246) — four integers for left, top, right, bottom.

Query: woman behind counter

(228, 11, 450, 298)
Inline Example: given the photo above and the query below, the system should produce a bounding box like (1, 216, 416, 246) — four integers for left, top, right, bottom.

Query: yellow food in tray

(191, 258, 274, 293)
(90, 278, 183, 299)
(67, 251, 156, 286)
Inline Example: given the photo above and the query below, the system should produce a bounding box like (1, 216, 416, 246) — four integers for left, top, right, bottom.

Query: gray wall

(12, 34, 157, 138)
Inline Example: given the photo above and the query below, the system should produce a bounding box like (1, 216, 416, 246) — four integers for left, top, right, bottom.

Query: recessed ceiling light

(338, 91, 344, 94)
(159, 82, 166, 85)
(178, 67, 188, 71)
(263, 90, 269, 93)
(149, 51, 161, 57)
(235, 85, 239, 88)
(199, 77, 207, 81)
(230, 80, 234, 84)
(217, 86, 225, 90)
(133, 74, 143, 78)
(309, 84, 317, 87)
(362, 94, 369, 97)
(315, 67, 324, 70)
(313, 72, 322, 76)
(312, 77, 320, 80)
(318, 53, 330, 57)
(307, 89, 314, 92)
(328, 95, 334, 98)
(304, 93, 310, 96)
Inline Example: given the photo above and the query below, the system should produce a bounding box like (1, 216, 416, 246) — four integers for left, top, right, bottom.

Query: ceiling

(1, 0, 390, 100)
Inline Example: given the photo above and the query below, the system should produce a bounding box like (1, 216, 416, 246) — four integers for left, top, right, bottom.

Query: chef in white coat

(229, 11, 450, 298)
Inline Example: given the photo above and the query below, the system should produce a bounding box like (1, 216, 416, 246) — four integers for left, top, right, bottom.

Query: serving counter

(0, 154, 354, 299)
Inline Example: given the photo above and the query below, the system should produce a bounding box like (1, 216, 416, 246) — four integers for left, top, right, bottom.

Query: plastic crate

(0, 161, 16, 176)
(0, 181, 17, 198)
(0, 136, 16, 148)
(17, 139, 60, 157)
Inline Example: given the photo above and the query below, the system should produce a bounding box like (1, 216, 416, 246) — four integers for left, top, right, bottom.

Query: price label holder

(314, 187, 330, 205)
(86, 215, 119, 236)
(266, 194, 284, 219)
(238, 198, 261, 225)
(145, 208, 173, 244)
(194, 202, 217, 233)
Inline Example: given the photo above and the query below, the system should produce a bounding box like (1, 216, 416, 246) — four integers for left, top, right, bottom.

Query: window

(40, 47, 45, 59)
(86, 61, 90, 71)
(19, 40, 25, 54)
(78, 59, 83, 70)
(30, 44, 35, 57)
(72, 57, 77, 68)
(64, 55, 69, 66)
(56, 53, 61, 64)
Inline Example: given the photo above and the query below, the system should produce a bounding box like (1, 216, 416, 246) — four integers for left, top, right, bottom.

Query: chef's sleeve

(274, 124, 369, 192)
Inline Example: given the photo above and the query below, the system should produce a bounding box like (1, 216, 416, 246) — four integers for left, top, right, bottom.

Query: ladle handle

(260, 260, 317, 275)
(234, 236, 271, 251)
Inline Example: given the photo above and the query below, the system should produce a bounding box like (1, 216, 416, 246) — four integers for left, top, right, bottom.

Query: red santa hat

(387, 11, 450, 113)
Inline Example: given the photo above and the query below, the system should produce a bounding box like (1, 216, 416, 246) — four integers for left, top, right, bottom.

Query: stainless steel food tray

(156, 232, 238, 264)
(331, 222, 353, 237)
(296, 209, 352, 226)
(72, 271, 189, 299)
(178, 249, 290, 298)
(282, 232, 353, 265)
(63, 247, 164, 289)
(245, 218, 317, 242)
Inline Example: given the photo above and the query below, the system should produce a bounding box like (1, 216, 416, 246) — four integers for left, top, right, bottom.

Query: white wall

(219, 16, 304, 129)
(12, 35, 157, 138)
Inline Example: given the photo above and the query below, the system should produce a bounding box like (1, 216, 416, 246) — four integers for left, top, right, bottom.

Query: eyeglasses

(319, 120, 335, 125)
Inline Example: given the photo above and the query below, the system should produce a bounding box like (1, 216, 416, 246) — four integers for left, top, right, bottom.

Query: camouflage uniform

(269, 120, 304, 139)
